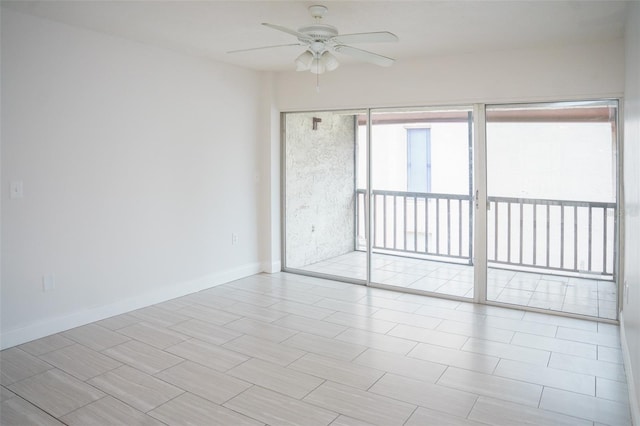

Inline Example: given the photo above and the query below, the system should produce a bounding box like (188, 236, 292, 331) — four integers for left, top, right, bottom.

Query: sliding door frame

(280, 99, 623, 323)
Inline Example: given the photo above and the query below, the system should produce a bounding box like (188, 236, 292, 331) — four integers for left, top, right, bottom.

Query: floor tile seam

(313, 376, 420, 417)
(551, 333, 621, 349)
(280, 325, 343, 341)
(270, 302, 338, 320)
(297, 375, 329, 401)
(18, 337, 76, 357)
(316, 298, 382, 318)
(410, 342, 500, 376)
(151, 363, 251, 409)
(460, 338, 553, 362)
(161, 347, 246, 374)
(57, 356, 125, 383)
(84, 391, 170, 421)
(435, 323, 518, 345)
(216, 387, 288, 425)
(430, 377, 543, 412)
(0, 384, 15, 400)
(437, 364, 545, 396)
(272, 340, 310, 367)
(42, 368, 110, 418)
(595, 377, 631, 405)
(386, 325, 466, 349)
(480, 394, 600, 426)
(338, 325, 422, 353)
(351, 356, 445, 386)
(97, 318, 143, 332)
(537, 386, 627, 425)
(224, 316, 303, 340)
(366, 371, 481, 417)
(400, 404, 420, 426)
(365, 370, 390, 393)
(223, 295, 284, 309)
(0, 354, 57, 387)
(92, 361, 187, 401)
(148, 357, 191, 379)
(224, 332, 308, 365)
(492, 360, 598, 396)
(409, 306, 488, 324)
(230, 356, 329, 398)
(433, 362, 450, 384)
(128, 312, 191, 328)
(407, 340, 490, 361)
(286, 354, 366, 386)
(462, 393, 483, 422)
(144, 388, 188, 417)
(58, 335, 131, 354)
(323, 315, 396, 334)
(238, 382, 341, 417)
(547, 357, 628, 383)
(2, 386, 73, 425)
(266, 293, 328, 306)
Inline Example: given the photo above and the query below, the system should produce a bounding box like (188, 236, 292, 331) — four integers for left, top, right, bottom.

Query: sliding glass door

(282, 100, 619, 320)
(367, 107, 475, 299)
(485, 101, 619, 319)
(283, 110, 367, 282)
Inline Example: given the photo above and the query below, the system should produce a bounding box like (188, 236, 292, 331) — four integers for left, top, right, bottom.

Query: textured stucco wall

(285, 112, 355, 268)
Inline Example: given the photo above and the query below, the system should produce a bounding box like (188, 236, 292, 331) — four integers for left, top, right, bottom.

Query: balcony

(301, 189, 617, 320)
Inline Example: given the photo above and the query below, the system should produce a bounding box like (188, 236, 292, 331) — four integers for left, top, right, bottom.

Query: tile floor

(300, 251, 618, 320)
(0, 272, 631, 425)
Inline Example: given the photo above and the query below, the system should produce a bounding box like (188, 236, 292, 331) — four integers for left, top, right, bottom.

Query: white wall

(1, 9, 268, 348)
(622, 2, 640, 423)
(276, 40, 624, 111)
(258, 72, 282, 274)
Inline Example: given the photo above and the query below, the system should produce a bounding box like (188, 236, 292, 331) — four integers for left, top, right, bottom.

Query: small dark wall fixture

(312, 117, 322, 130)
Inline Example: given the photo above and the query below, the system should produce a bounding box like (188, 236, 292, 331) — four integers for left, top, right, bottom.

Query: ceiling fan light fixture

(310, 57, 326, 74)
(295, 51, 314, 71)
(321, 51, 339, 71)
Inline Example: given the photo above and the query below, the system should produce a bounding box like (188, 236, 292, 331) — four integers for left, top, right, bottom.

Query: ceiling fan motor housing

(298, 24, 338, 42)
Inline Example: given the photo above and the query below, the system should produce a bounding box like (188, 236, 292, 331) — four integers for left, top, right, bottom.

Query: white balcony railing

(356, 189, 616, 278)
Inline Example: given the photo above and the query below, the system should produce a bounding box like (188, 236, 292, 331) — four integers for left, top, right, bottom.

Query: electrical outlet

(42, 274, 55, 292)
(232, 233, 239, 245)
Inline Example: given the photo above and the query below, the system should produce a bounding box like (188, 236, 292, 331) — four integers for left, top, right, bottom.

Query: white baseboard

(620, 311, 640, 426)
(261, 260, 282, 274)
(0, 262, 262, 350)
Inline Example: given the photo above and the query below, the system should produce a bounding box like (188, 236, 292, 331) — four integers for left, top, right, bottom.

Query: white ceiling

(2, 0, 630, 72)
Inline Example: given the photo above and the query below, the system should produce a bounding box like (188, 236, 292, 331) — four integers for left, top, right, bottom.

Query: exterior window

(406, 128, 431, 193)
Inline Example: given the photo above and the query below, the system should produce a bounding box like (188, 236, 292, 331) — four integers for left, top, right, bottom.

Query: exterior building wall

(284, 112, 356, 268)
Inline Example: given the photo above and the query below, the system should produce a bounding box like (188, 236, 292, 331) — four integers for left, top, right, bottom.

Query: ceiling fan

(228, 4, 399, 74)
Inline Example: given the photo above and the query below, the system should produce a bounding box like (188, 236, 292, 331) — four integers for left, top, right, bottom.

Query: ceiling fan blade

(262, 23, 311, 41)
(332, 31, 399, 44)
(227, 43, 302, 54)
(334, 45, 395, 67)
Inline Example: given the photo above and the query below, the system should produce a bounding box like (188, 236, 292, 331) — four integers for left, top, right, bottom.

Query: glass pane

(368, 107, 475, 298)
(283, 110, 367, 281)
(486, 100, 618, 319)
